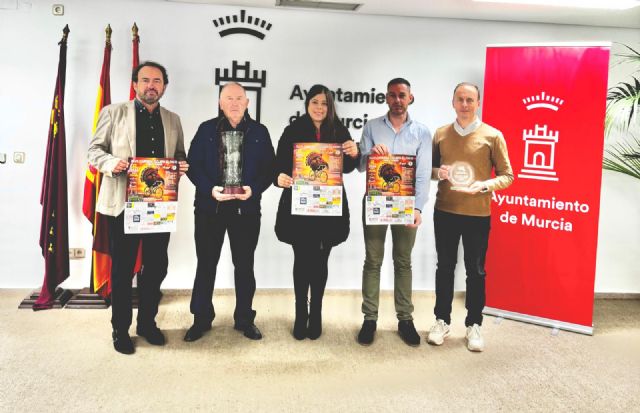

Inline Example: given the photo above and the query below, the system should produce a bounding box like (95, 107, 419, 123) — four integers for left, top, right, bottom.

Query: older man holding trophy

(428, 82, 514, 352)
(184, 82, 275, 342)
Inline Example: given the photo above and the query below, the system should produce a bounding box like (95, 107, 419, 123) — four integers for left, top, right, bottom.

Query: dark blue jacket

(187, 115, 275, 215)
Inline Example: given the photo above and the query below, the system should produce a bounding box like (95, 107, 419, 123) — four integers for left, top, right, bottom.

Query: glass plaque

(449, 161, 474, 191)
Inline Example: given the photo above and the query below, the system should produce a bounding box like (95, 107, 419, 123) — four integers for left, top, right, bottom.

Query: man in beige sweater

(427, 83, 513, 352)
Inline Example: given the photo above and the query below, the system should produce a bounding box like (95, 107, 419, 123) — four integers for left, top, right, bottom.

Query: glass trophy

(220, 130, 244, 194)
(448, 161, 474, 191)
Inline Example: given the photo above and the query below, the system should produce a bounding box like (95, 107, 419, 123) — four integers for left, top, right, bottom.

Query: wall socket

(68, 248, 86, 259)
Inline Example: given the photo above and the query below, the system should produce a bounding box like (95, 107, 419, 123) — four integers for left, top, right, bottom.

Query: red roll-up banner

(482, 44, 610, 334)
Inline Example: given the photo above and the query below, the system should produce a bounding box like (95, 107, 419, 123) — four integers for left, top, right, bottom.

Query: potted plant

(603, 43, 640, 179)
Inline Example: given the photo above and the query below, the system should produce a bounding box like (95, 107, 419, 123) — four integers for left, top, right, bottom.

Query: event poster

(291, 142, 343, 216)
(124, 157, 180, 234)
(365, 154, 416, 225)
(482, 44, 610, 333)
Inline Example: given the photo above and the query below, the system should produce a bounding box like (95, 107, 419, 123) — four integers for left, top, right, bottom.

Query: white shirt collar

(454, 117, 481, 137)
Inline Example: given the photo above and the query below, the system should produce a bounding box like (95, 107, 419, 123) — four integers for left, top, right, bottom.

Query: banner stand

(483, 307, 593, 335)
(482, 43, 610, 335)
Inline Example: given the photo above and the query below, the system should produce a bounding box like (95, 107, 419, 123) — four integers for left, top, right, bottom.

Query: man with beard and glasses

(88, 61, 188, 355)
(183, 82, 275, 343)
(356, 78, 432, 347)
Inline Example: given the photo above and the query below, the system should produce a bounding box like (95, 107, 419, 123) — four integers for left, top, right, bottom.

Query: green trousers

(361, 224, 417, 321)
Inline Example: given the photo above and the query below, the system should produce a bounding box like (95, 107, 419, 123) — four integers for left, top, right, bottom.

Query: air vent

(276, 0, 362, 12)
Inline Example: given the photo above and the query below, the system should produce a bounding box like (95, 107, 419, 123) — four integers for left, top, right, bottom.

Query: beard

(138, 89, 163, 105)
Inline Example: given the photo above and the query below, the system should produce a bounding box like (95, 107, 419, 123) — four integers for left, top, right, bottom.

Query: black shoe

(398, 320, 420, 347)
(357, 320, 377, 346)
(293, 316, 307, 340)
(307, 312, 322, 340)
(234, 322, 263, 340)
(136, 325, 166, 346)
(293, 302, 308, 340)
(112, 330, 135, 355)
(183, 323, 211, 342)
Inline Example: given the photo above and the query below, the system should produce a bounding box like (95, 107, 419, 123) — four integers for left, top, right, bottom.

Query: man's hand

(407, 209, 422, 228)
(178, 160, 189, 177)
(437, 164, 450, 180)
(342, 141, 359, 158)
(371, 143, 390, 155)
(112, 159, 129, 175)
(277, 173, 293, 188)
(235, 186, 252, 201)
(453, 181, 485, 195)
(212, 186, 235, 202)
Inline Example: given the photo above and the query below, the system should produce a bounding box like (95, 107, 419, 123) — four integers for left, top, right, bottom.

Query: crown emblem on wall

(522, 92, 564, 111)
(212, 10, 272, 40)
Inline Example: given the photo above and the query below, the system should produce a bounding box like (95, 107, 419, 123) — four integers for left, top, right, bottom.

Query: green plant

(603, 43, 640, 179)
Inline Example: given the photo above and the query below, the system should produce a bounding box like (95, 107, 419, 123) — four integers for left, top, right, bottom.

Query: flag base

(65, 287, 110, 309)
(18, 288, 73, 309)
(65, 287, 140, 309)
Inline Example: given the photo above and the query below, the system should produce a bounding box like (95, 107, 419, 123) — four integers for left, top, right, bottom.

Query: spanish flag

(34, 26, 70, 310)
(81, 25, 113, 298)
(82, 24, 144, 298)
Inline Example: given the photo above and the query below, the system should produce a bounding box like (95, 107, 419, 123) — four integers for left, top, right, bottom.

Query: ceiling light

(473, 0, 640, 10)
(276, 0, 362, 12)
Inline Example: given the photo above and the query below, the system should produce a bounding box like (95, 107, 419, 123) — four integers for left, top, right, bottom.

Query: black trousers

(292, 242, 332, 311)
(189, 209, 260, 326)
(108, 213, 170, 331)
(433, 209, 491, 327)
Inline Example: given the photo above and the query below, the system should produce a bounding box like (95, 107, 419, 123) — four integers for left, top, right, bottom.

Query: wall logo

(215, 60, 267, 122)
(522, 91, 564, 111)
(520, 125, 559, 182)
(518, 91, 564, 182)
(212, 10, 273, 39)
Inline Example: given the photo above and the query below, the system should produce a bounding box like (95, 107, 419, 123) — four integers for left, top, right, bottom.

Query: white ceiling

(165, 0, 640, 29)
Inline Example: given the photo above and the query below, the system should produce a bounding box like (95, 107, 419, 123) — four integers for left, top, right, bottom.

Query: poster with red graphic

(482, 44, 610, 334)
(365, 154, 416, 225)
(292, 143, 343, 216)
(124, 157, 180, 233)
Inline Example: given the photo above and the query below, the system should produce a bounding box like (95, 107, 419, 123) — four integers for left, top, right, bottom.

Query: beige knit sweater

(431, 122, 514, 217)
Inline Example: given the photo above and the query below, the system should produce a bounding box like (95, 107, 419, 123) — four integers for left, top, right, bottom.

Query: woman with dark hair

(275, 84, 360, 340)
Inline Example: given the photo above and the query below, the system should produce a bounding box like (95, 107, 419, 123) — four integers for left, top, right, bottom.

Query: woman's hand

(278, 173, 293, 188)
(342, 140, 359, 158)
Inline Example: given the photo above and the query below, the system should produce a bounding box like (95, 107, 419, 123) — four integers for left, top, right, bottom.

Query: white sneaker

(426, 319, 450, 345)
(465, 324, 484, 352)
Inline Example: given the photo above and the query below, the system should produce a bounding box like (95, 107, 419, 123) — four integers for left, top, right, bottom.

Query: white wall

(0, 0, 638, 292)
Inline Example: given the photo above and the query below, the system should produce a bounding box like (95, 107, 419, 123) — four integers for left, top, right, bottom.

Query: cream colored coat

(87, 100, 186, 216)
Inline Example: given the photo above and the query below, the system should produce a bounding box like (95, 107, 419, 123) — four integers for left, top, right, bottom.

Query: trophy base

(223, 185, 245, 194)
(450, 186, 469, 191)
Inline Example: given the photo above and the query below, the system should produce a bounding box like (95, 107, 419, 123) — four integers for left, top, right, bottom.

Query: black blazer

(274, 114, 359, 247)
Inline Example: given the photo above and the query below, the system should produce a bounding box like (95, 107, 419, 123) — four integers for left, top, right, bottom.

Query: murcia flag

(33, 26, 71, 310)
